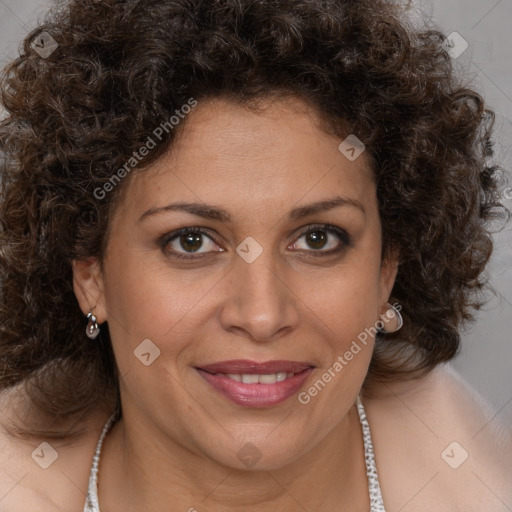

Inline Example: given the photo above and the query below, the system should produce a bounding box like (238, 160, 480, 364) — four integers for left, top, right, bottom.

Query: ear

(378, 247, 399, 313)
(72, 258, 108, 323)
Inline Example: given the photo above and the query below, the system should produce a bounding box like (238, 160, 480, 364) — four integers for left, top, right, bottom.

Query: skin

(73, 96, 398, 511)
(0, 97, 510, 512)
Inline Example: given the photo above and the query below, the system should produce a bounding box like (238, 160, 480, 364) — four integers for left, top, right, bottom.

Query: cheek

(308, 279, 379, 380)
(101, 246, 227, 367)
(294, 251, 383, 340)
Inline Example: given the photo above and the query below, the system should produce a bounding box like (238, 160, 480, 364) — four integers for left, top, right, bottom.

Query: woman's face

(74, 96, 397, 470)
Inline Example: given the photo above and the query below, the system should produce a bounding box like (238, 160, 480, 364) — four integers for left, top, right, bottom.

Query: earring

(86, 311, 100, 339)
(379, 302, 403, 333)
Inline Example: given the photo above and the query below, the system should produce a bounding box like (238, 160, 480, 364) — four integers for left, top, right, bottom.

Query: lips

(195, 359, 315, 407)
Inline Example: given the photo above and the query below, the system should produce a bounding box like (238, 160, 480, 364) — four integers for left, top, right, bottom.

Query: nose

(219, 253, 300, 343)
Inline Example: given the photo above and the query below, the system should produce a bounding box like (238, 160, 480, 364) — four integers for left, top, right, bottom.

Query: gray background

(1, 0, 511, 421)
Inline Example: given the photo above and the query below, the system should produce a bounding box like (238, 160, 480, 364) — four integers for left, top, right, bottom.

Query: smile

(195, 360, 314, 407)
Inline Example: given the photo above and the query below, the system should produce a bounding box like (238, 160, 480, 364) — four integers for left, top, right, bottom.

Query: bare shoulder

(364, 363, 512, 512)
(0, 388, 110, 512)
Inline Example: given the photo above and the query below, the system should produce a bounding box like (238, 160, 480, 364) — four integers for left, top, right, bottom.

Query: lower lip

(196, 368, 314, 407)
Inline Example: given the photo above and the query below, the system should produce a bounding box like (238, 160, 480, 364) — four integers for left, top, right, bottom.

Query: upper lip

(196, 360, 314, 375)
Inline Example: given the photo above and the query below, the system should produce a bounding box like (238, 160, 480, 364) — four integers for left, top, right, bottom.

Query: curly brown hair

(0, 0, 507, 439)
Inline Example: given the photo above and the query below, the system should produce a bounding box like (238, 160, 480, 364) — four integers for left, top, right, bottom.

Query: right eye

(159, 227, 225, 259)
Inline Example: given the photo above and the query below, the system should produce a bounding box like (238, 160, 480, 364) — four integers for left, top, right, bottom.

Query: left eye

(290, 225, 349, 253)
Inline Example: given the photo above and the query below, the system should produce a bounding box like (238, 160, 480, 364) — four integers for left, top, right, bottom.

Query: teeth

(221, 372, 296, 384)
(241, 374, 259, 384)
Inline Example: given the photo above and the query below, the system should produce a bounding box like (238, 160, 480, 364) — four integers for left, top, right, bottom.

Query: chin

(201, 436, 305, 472)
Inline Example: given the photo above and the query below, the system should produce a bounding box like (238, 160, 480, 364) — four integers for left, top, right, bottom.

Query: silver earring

(86, 311, 100, 339)
(380, 302, 403, 333)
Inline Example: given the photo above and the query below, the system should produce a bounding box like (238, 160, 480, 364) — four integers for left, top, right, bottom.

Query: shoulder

(364, 363, 512, 511)
(0, 388, 109, 512)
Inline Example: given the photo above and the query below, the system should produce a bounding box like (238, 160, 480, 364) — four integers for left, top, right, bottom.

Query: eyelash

(158, 224, 352, 260)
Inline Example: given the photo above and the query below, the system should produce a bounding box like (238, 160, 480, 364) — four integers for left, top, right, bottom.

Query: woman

(0, 0, 510, 510)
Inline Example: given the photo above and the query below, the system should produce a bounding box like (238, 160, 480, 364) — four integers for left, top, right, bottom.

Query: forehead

(115, 96, 376, 222)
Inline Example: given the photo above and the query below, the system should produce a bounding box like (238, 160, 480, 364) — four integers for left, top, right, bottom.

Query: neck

(98, 402, 369, 512)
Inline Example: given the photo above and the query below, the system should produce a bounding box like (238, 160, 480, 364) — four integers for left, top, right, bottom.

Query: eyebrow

(138, 195, 365, 224)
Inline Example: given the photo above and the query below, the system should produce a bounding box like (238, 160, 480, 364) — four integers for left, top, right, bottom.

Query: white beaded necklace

(83, 395, 386, 511)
